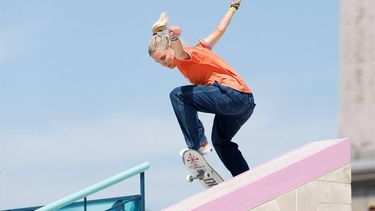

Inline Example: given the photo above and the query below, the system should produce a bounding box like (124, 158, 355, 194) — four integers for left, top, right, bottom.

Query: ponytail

(148, 12, 170, 56)
(152, 12, 168, 35)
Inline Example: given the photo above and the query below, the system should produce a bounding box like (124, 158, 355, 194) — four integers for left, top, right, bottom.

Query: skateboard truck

(186, 170, 212, 182)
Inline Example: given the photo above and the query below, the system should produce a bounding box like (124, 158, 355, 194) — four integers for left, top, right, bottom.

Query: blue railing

(32, 162, 150, 211)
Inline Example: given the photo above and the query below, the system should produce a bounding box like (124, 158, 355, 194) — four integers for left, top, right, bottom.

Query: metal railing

(35, 162, 150, 211)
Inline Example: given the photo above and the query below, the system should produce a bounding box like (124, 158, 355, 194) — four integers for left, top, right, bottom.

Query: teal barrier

(4, 195, 141, 211)
(35, 162, 150, 211)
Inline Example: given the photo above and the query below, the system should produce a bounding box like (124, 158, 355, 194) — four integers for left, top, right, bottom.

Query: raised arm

(168, 25, 190, 60)
(203, 0, 241, 48)
(167, 1, 241, 59)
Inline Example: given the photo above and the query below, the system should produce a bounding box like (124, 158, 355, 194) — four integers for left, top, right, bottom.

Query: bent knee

(169, 87, 182, 101)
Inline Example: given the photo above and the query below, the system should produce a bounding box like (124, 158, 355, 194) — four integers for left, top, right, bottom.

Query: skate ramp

(163, 138, 351, 211)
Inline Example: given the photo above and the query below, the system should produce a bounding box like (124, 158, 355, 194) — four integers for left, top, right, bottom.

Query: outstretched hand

(168, 25, 182, 39)
(232, 0, 241, 4)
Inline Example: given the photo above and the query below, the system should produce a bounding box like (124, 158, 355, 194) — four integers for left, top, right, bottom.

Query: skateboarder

(148, 0, 255, 177)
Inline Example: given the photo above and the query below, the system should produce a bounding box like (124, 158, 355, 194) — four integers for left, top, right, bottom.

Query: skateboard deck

(181, 149, 224, 188)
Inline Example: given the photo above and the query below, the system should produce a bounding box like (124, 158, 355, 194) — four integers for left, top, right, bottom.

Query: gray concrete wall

(251, 165, 352, 211)
(339, 0, 375, 160)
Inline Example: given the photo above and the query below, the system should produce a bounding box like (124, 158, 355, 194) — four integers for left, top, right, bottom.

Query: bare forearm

(216, 9, 235, 33)
(168, 26, 189, 60)
(170, 38, 189, 60)
(204, 2, 240, 48)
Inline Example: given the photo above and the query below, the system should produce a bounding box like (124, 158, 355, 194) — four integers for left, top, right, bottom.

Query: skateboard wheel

(179, 148, 190, 156)
(204, 172, 211, 179)
(186, 175, 194, 182)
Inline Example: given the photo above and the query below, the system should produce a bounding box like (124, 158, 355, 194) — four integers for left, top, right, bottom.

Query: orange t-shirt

(173, 40, 251, 93)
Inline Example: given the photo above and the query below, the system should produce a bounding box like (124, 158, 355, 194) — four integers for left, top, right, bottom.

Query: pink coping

(163, 138, 351, 210)
(194, 138, 351, 211)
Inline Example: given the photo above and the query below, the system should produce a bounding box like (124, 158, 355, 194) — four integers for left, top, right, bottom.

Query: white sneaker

(198, 141, 212, 155)
(179, 142, 212, 156)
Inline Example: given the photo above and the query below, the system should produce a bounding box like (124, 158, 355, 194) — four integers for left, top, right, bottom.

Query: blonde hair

(148, 12, 170, 56)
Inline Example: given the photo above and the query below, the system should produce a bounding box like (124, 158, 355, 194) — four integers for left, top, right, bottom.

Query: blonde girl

(148, 0, 255, 177)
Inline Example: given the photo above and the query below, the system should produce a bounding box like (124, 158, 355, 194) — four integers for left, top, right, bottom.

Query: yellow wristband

(229, 6, 237, 12)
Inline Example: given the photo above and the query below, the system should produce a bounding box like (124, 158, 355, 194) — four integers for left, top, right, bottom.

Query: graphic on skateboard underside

(182, 149, 223, 188)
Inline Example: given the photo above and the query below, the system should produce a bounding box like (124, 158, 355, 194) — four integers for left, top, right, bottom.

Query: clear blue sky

(1, 0, 338, 210)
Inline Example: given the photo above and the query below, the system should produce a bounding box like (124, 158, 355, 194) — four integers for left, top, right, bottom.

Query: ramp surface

(163, 138, 351, 211)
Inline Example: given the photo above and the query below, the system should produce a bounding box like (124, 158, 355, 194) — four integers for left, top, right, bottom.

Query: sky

(0, 0, 339, 210)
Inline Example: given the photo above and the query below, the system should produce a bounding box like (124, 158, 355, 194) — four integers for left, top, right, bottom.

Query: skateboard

(181, 149, 224, 188)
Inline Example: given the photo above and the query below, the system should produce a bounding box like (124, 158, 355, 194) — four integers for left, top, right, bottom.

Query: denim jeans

(169, 82, 256, 176)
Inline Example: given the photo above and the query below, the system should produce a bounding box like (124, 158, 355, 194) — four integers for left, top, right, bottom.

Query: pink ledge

(163, 137, 351, 211)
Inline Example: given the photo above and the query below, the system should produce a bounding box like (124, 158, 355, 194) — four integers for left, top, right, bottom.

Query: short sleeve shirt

(173, 40, 251, 93)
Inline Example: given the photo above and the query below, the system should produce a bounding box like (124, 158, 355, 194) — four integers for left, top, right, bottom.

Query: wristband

(170, 37, 179, 41)
(230, 2, 240, 10)
(229, 6, 237, 12)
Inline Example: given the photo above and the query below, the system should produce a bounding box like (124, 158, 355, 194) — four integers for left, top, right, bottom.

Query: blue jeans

(169, 82, 256, 176)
